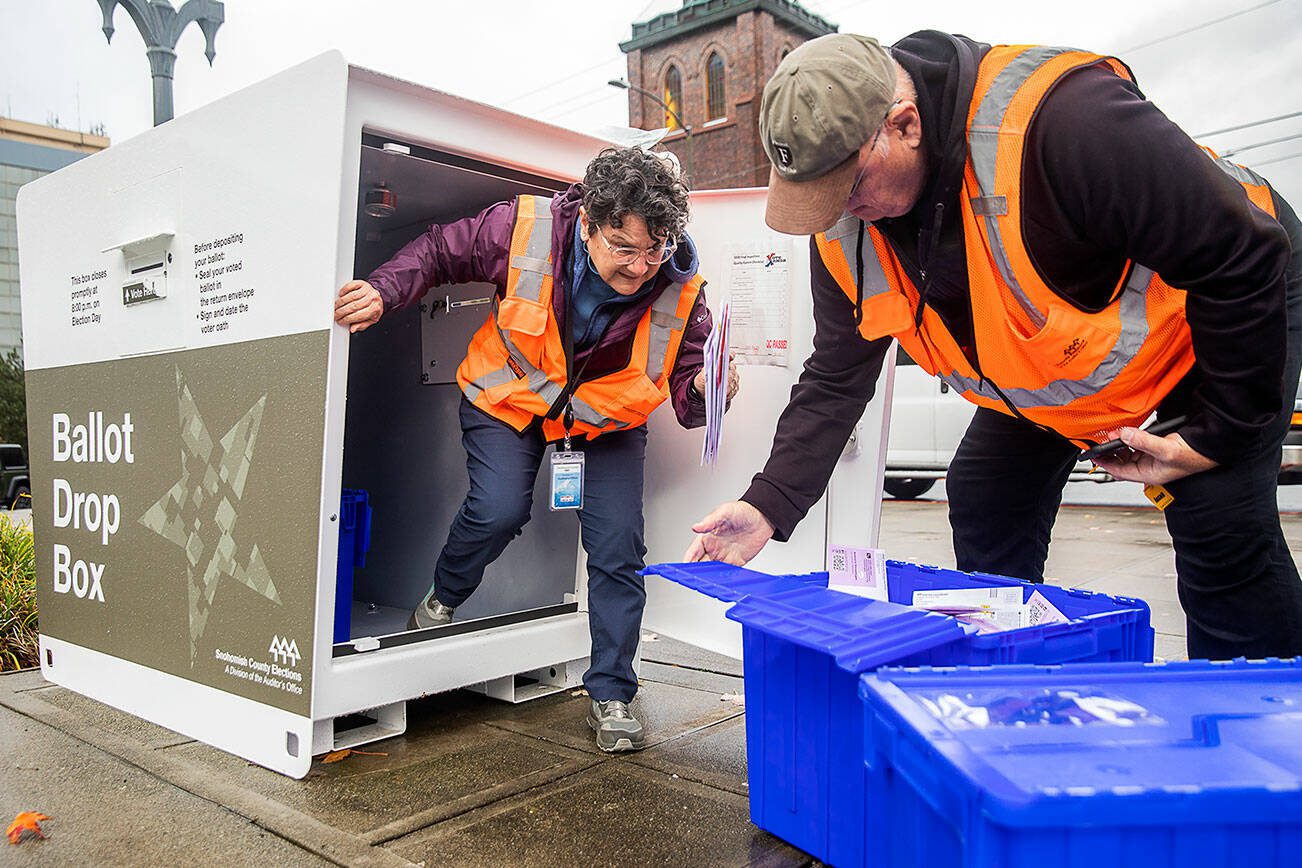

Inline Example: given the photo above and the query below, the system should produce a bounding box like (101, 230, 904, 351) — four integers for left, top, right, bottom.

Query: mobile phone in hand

(1079, 415, 1187, 462)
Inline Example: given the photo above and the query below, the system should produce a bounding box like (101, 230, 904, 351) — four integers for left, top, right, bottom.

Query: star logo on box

(139, 367, 280, 665)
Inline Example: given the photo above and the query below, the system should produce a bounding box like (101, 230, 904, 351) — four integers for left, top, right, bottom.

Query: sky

(1, 0, 1299, 202)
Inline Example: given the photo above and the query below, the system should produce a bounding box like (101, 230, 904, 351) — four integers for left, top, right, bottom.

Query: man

(336, 147, 739, 752)
(687, 32, 1302, 660)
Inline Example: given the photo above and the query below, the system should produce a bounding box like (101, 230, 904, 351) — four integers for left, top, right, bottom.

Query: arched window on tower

(663, 65, 683, 130)
(706, 52, 726, 121)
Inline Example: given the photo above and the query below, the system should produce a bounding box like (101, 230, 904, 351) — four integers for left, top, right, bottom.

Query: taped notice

(725, 240, 791, 367)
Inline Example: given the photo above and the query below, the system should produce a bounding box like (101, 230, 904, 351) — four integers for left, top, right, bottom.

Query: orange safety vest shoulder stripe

(814, 46, 1279, 446)
(457, 194, 703, 439)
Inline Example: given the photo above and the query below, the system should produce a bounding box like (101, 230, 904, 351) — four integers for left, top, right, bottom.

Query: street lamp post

(608, 78, 693, 181)
(96, 0, 225, 126)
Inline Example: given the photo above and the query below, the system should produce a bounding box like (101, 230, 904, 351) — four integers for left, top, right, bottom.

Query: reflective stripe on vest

(969, 46, 1083, 329)
(462, 295, 566, 408)
(569, 392, 630, 432)
(511, 200, 553, 302)
(814, 47, 1281, 444)
(459, 194, 702, 437)
(819, 213, 895, 311)
(934, 264, 1155, 408)
(460, 196, 567, 409)
(647, 285, 688, 383)
(963, 46, 1275, 411)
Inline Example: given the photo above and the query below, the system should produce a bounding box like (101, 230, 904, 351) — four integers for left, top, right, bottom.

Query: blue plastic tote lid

(726, 584, 976, 673)
(641, 561, 825, 602)
(644, 562, 976, 673)
(859, 658, 1302, 826)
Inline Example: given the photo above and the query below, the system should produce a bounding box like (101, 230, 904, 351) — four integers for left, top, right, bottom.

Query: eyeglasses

(848, 99, 903, 204)
(591, 224, 677, 266)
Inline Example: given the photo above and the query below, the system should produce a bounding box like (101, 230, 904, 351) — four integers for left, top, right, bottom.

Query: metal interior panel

(341, 138, 579, 629)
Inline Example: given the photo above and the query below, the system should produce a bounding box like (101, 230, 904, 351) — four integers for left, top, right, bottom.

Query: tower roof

(620, 0, 836, 53)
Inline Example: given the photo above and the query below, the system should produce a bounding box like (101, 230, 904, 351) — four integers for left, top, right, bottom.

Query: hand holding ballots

(700, 301, 733, 465)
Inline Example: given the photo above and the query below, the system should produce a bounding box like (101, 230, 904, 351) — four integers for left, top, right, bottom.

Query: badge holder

(550, 403, 584, 511)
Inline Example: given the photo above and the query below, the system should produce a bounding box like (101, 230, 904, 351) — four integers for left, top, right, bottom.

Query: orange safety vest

(457, 195, 704, 440)
(814, 46, 1280, 447)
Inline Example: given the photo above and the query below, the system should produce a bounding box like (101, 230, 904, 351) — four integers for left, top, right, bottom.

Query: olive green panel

(27, 330, 330, 716)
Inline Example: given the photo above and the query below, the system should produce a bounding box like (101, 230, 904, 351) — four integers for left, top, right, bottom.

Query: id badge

(549, 451, 585, 511)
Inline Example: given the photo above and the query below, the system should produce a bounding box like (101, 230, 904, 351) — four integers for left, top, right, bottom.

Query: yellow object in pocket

(1144, 484, 1175, 510)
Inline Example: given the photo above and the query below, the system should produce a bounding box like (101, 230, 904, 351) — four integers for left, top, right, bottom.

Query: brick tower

(619, 0, 836, 189)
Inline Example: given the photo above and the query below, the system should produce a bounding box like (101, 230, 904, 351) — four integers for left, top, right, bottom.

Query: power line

(501, 56, 625, 107)
(692, 158, 772, 187)
(549, 89, 628, 122)
(532, 83, 614, 116)
(1248, 150, 1302, 168)
(634, 0, 671, 20)
(1222, 131, 1302, 157)
(1197, 111, 1302, 138)
(1121, 0, 1284, 53)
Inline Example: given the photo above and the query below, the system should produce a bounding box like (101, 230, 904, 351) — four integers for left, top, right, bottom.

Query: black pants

(948, 198, 1302, 661)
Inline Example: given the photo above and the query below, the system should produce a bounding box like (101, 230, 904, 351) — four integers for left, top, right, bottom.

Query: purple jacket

(367, 183, 711, 430)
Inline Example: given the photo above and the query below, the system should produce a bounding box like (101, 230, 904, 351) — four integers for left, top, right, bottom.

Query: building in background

(619, 0, 835, 190)
(0, 119, 109, 355)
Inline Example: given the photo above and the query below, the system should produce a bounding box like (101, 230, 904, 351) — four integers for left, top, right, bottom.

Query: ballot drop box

(16, 53, 892, 777)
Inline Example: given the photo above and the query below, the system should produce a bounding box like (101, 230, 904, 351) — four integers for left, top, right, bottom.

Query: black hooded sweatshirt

(742, 30, 1294, 541)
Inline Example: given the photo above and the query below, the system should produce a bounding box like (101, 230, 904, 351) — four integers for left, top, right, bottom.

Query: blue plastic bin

(859, 659, 1302, 867)
(642, 560, 1153, 868)
(335, 489, 372, 643)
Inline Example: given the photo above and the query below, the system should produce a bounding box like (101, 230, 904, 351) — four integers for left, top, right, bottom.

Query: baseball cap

(760, 34, 896, 234)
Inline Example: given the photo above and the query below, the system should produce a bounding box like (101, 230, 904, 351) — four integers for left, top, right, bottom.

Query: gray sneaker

(407, 591, 455, 630)
(586, 699, 645, 753)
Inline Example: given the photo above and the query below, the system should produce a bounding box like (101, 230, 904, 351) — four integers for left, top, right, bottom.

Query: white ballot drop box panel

(16, 52, 892, 778)
(641, 188, 893, 658)
(19, 52, 352, 777)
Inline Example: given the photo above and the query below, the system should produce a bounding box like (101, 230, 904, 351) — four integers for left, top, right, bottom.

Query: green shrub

(0, 514, 37, 671)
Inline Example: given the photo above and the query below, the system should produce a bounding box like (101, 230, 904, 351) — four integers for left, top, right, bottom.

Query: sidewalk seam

(0, 687, 415, 868)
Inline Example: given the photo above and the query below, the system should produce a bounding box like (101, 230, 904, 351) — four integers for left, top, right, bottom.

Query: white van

(885, 346, 1302, 499)
(884, 345, 1107, 499)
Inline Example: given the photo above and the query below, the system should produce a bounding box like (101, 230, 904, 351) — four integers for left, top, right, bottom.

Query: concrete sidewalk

(3, 502, 1298, 866)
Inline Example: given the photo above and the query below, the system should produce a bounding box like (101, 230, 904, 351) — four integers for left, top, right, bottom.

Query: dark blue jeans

(949, 195, 1302, 661)
(433, 397, 648, 702)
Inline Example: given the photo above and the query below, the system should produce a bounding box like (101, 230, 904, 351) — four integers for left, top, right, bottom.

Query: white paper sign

(828, 544, 889, 600)
(726, 239, 792, 367)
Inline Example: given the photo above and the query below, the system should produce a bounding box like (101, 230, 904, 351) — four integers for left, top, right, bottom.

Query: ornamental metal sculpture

(96, 0, 225, 126)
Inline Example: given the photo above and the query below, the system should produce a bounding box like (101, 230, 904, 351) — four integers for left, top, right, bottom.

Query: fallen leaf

(6, 812, 51, 845)
(570, 689, 589, 697)
(321, 748, 389, 764)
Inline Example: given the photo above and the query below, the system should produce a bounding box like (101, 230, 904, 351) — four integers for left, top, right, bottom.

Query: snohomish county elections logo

(269, 635, 301, 667)
(139, 367, 281, 665)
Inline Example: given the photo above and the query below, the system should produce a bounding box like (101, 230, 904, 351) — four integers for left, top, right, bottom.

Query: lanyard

(552, 234, 593, 451)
